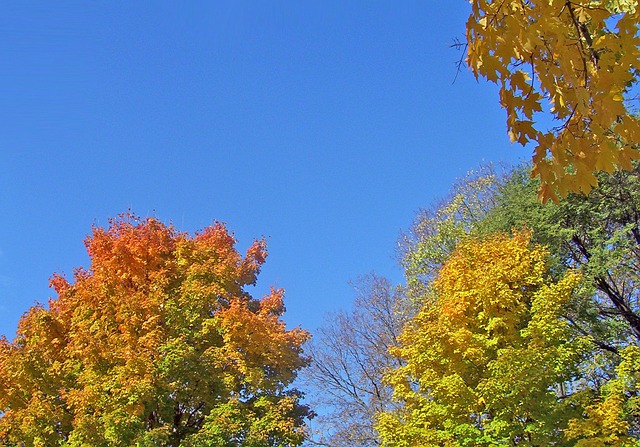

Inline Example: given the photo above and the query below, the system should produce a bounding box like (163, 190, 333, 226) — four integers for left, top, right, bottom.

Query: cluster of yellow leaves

(0, 214, 309, 446)
(377, 231, 588, 446)
(467, 0, 640, 201)
(566, 346, 640, 446)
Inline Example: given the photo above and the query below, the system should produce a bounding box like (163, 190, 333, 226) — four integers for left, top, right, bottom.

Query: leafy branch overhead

(466, 0, 640, 201)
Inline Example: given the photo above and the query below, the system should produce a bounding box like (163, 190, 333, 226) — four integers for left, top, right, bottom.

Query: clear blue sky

(0, 2, 525, 338)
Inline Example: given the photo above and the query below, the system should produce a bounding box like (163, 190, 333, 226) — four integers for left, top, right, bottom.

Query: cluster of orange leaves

(0, 215, 309, 446)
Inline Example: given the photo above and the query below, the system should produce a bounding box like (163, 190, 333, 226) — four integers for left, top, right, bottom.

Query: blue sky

(0, 2, 525, 338)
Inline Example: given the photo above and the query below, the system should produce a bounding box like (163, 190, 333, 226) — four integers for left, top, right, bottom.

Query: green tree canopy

(392, 162, 640, 444)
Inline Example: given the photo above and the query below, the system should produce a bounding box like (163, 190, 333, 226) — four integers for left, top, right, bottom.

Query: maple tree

(566, 345, 640, 446)
(377, 231, 589, 446)
(396, 162, 640, 443)
(466, 0, 640, 201)
(404, 161, 640, 348)
(0, 215, 310, 446)
(400, 164, 508, 291)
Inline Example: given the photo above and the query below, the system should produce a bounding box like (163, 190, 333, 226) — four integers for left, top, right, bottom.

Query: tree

(399, 164, 508, 292)
(466, 0, 640, 201)
(566, 345, 640, 446)
(302, 274, 415, 447)
(403, 161, 640, 349)
(397, 162, 640, 443)
(377, 231, 589, 446)
(0, 215, 310, 447)
(480, 162, 640, 348)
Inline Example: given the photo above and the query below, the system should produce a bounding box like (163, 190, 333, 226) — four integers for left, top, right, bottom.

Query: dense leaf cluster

(466, 0, 639, 201)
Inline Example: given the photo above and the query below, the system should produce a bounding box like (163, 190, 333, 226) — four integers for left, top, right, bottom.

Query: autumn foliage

(466, 0, 640, 201)
(375, 164, 640, 445)
(377, 231, 588, 445)
(0, 215, 310, 446)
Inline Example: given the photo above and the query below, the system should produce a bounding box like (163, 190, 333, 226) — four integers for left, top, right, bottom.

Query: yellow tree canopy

(377, 231, 589, 446)
(467, 0, 640, 202)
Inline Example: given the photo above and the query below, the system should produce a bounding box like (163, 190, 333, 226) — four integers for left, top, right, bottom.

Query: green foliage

(404, 161, 640, 349)
(389, 162, 640, 444)
(481, 162, 640, 347)
(400, 164, 508, 292)
(567, 346, 640, 446)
